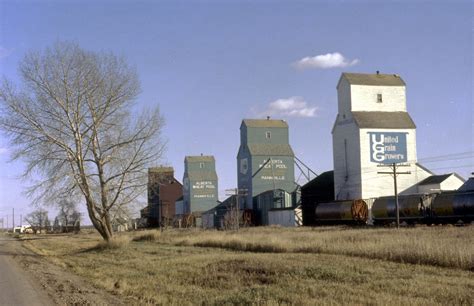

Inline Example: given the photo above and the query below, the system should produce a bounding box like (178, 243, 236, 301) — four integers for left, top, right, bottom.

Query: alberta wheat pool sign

(369, 132, 408, 164)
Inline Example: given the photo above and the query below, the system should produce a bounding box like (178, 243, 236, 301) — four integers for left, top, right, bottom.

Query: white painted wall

(417, 174, 465, 193)
(337, 78, 352, 117)
(418, 183, 439, 194)
(333, 119, 362, 200)
(440, 175, 465, 190)
(359, 128, 419, 199)
(402, 164, 433, 194)
(351, 85, 406, 112)
(337, 78, 406, 114)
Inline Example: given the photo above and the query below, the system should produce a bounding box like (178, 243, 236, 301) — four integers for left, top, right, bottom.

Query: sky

(0, 0, 473, 225)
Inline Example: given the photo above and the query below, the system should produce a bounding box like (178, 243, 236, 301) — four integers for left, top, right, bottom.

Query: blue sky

(0, 0, 472, 224)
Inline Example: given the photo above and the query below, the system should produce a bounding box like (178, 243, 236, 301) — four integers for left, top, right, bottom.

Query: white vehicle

(13, 225, 33, 234)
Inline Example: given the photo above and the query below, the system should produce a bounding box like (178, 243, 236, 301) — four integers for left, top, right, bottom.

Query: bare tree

(25, 209, 49, 234)
(70, 210, 82, 232)
(57, 199, 81, 232)
(0, 42, 165, 240)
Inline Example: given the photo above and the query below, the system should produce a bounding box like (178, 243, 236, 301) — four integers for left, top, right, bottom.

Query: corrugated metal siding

(253, 189, 295, 225)
(268, 208, 302, 227)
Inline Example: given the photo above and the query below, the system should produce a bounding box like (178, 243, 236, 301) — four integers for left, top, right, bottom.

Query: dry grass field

(22, 226, 473, 305)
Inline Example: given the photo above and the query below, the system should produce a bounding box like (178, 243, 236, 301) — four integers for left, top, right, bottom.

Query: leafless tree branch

(0, 42, 165, 240)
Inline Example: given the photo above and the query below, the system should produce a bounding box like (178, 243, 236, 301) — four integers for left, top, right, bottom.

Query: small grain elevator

(183, 155, 219, 213)
(237, 118, 297, 209)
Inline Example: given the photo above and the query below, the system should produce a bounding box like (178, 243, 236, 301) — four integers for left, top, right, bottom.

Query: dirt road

(0, 236, 52, 305)
(0, 235, 126, 305)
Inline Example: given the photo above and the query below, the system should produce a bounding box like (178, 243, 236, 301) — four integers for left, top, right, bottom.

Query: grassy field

(23, 226, 473, 305)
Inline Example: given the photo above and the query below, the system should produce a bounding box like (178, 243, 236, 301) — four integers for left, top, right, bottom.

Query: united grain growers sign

(369, 132, 408, 164)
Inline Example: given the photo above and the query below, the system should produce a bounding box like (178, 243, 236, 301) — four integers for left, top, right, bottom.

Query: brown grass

(95, 235, 130, 250)
(131, 230, 161, 242)
(166, 226, 474, 270)
(21, 226, 474, 305)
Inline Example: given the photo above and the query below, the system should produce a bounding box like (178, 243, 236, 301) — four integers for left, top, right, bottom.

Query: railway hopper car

(315, 199, 368, 225)
(430, 191, 474, 224)
(372, 194, 433, 225)
(371, 191, 474, 225)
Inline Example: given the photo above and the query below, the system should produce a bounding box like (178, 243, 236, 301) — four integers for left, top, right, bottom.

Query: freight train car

(371, 191, 474, 225)
(430, 191, 474, 224)
(371, 194, 432, 225)
(314, 199, 368, 225)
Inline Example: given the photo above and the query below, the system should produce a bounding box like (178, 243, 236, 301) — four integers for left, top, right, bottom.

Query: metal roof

(185, 155, 215, 163)
(202, 195, 237, 214)
(253, 188, 288, 198)
(247, 144, 294, 156)
(352, 111, 416, 129)
(340, 72, 406, 87)
(242, 119, 288, 128)
(418, 173, 465, 186)
(148, 167, 174, 173)
(458, 178, 474, 191)
(301, 171, 334, 193)
(418, 174, 452, 185)
(187, 171, 218, 181)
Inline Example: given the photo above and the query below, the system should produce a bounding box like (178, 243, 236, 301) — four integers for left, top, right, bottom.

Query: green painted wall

(183, 156, 218, 213)
(237, 119, 296, 209)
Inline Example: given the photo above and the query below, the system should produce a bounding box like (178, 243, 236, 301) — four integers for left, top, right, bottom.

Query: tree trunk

(84, 198, 114, 241)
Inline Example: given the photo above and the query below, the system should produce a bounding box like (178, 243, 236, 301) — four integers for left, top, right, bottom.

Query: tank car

(371, 194, 433, 225)
(315, 199, 368, 225)
(430, 191, 474, 224)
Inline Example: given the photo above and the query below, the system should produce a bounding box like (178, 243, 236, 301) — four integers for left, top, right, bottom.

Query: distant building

(332, 72, 432, 200)
(416, 173, 465, 194)
(458, 177, 474, 192)
(183, 155, 218, 213)
(147, 167, 183, 226)
(202, 195, 237, 229)
(237, 118, 297, 209)
(253, 189, 295, 225)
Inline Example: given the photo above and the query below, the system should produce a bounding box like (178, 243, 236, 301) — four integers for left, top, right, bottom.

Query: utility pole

(378, 163, 411, 228)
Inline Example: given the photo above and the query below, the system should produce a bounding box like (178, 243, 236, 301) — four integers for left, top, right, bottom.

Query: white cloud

(0, 46, 13, 59)
(260, 96, 318, 118)
(294, 52, 359, 69)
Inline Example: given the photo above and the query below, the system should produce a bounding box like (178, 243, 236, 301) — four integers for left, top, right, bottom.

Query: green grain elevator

(183, 155, 218, 213)
(237, 119, 296, 209)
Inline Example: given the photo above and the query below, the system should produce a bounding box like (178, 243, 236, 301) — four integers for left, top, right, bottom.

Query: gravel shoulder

(0, 237, 52, 305)
(1, 235, 126, 305)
